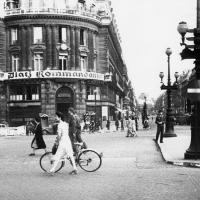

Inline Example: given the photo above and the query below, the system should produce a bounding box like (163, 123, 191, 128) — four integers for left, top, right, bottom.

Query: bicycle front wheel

(78, 150, 102, 172)
(39, 152, 64, 173)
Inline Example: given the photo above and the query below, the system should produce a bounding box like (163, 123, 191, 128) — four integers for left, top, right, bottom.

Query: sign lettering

(0, 70, 105, 81)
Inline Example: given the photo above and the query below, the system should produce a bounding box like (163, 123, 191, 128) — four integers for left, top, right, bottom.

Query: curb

(166, 160, 200, 168)
(153, 139, 200, 168)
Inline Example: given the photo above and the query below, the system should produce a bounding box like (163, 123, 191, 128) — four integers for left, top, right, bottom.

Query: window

(80, 56, 87, 71)
(29, 0, 33, 8)
(25, 85, 39, 100)
(9, 85, 40, 101)
(34, 53, 43, 71)
(10, 86, 23, 101)
(11, 28, 18, 45)
(93, 34, 96, 49)
(6, 0, 19, 9)
(86, 86, 100, 100)
(11, 55, 19, 72)
(80, 29, 85, 45)
(33, 27, 43, 44)
(59, 54, 68, 70)
(59, 27, 67, 43)
(93, 57, 97, 72)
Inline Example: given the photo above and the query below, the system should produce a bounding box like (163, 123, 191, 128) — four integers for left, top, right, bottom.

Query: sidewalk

(156, 128, 200, 168)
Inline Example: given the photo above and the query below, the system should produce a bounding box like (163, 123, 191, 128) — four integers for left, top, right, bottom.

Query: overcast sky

(111, 0, 196, 100)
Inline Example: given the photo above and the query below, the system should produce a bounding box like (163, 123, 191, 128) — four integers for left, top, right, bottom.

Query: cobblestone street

(0, 125, 200, 200)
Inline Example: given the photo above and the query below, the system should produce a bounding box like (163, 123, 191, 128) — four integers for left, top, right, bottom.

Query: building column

(66, 26, 70, 47)
(6, 28, 10, 71)
(41, 81, 47, 114)
(75, 27, 80, 70)
(0, 20, 6, 72)
(27, 26, 32, 70)
(21, 26, 27, 71)
(70, 27, 75, 70)
(52, 25, 58, 69)
(0, 83, 6, 122)
(88, 29, 93, 71)
(46, 25, 53, 69)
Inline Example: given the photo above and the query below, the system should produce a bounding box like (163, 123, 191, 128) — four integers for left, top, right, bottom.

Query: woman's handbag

(52, 143, 58, 155)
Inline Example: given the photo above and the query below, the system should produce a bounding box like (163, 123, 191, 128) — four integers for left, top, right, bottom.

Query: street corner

(155, 135, 200, 168)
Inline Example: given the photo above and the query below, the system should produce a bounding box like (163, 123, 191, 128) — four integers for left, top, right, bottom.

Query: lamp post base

(184, 101, 200, 159)
(185, 150, 200, 159)
(164, 123, 177, 137)
(164, 108, 177, 137)
(163, 131, 177, 137)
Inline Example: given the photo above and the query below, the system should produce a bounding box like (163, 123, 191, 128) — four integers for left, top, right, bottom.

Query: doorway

(56, 86, 74, 120)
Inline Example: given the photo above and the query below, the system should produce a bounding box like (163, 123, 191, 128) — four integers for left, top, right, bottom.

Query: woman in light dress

(49, 111, 77, 175)
(126, 116, 137, 137)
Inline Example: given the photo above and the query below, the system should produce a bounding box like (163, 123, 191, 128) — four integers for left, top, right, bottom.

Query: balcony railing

(4, 8, 102, 22)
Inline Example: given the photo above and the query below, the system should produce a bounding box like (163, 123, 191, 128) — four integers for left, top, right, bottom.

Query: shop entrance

(56, 86, 74, 120)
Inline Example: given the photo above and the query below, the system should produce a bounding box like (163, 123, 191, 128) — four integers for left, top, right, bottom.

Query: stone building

(0, 0, 134, 126)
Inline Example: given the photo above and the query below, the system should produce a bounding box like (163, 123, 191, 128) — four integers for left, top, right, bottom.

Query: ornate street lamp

(177, 0, 200, 159)
(159, 48, 179, 137)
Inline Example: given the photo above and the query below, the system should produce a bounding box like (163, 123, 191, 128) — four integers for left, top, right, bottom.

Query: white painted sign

(0, 70, 105, 81)
(187, 88, 200, 93)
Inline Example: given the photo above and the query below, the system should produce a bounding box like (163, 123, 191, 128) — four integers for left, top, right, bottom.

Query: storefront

(1, 70, 107, 126)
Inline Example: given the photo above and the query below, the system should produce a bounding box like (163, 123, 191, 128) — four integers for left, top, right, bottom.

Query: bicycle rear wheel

(39, 152, 64, 173)
(78, 150, 102, 172)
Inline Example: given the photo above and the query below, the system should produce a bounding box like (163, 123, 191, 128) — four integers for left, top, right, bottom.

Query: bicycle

(39, 142, 102, 173)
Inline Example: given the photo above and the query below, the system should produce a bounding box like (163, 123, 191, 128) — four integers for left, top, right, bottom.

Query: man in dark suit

(29, 116, 47, 156)
(155, 110, 165, 143)
(68, 107, 76, 144)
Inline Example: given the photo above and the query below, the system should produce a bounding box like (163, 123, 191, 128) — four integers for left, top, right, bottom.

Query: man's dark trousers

(156, 125, 164, 143)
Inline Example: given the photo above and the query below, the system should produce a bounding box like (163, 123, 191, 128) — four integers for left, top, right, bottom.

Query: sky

(111, 0, 196, 101)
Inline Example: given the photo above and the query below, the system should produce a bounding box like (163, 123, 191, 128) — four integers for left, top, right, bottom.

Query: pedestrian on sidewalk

(29, 116, 47, 156)
(67, 107, 76, 148)
(106, 119, 110, 130)
(155, 110, 165, 143)
(120, 118, 124, 131)
(115, 119, 119, 131)
(74, 111, 87, 149)
(126, 116, 137, 137)
(50, 111, 77, 175)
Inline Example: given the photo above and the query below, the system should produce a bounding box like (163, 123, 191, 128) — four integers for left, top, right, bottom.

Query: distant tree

(154, 93, 166, 113)
(139, 92, 148, 101)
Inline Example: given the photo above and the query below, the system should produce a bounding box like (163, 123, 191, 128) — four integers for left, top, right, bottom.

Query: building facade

(0, 0, 134, 126)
